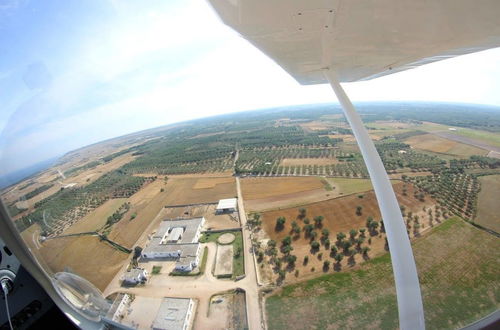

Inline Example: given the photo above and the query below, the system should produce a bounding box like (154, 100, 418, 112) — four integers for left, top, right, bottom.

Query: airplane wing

(209, 0, 500, 84)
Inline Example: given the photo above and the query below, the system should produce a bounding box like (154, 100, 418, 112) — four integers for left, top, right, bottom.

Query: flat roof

(152, 297, 192, 330)
(122, 268, 145, 281)
(166, 227, 184, 242)
(216, 198, 237, 210)
(153, 218, 204, 243)
(143, 241, 199, 255)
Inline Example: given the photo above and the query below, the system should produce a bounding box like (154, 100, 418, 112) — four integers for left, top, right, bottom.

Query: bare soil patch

(218, 233, 235, 244)
(215, 245, 234, 277)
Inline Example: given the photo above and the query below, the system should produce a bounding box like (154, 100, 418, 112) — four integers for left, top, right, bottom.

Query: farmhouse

(121, 268, 148, 286)
(152, 297, 195, 330)
(216, 198, 237, 214)
(142, 217, 205, 272)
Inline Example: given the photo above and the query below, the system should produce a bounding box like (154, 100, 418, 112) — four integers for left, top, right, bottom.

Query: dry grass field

(280, 158, 340, 166)
(405, 133, 487, 157)
(163, 177, 236, 205)
(109, 179, 169, 248)
(241, 177, 333, 211)
(266, 217, 500, 330)
(406, 134, 457, 153)
(63, 198, 127, 235)
(241, 177, 324, 200)
(475, 174, 500, 233)
(325, 177, 373, 196)
(39, 235, 129, 291)
(446, 142, 488, 157)
(258, 183, 435, 281)
(193, 177, 234, 189)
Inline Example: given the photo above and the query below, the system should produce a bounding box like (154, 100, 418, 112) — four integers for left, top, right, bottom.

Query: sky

(0, 0, 499, 177)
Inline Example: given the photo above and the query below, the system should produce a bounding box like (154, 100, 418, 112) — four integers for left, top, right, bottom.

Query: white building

(121, 268, 148, 286)
(216, 198, 237, 214)
(141, 218, 205, 272)
(152, 298, 195, 330)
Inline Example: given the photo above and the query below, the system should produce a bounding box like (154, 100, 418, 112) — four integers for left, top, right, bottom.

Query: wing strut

(324, 69, 425, 330)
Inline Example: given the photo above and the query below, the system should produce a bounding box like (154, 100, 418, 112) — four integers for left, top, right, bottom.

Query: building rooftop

(152, 297, 192, 330)
(153, 217, 204, 243)
(216, 198, 237, 210)
(143, 242, 199, 256)
(165, 227, 184, 243)
(122, 268, 146, 282)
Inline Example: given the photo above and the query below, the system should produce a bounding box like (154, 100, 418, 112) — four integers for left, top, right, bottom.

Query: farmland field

(108, 179, 169, 248)
(406, 134, 458, 153)
(326, 177, 374, 195)
(475, 175, 500, 233)
(260, 182, 430, 239)
(39, 235, 129, 291)
(163, 176, 236, 205)
(64, 198, 127, 234)
(266, 217, 500, 329)
(257, 182, 436, 282)
(241, 177, 333, 211)
(241, 177, 324, 200)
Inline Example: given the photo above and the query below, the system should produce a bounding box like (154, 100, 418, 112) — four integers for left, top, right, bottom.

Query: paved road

(103, 177, 263, 330)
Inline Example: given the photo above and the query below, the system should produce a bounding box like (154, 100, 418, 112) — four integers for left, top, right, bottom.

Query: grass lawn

(152, 265, 162, 275)
(200, 231, 245, 279)
(266, 217, 500, 329)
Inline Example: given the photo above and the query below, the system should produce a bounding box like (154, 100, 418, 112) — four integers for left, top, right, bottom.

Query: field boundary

(164, 202, 218, 208)
(46, 231, 132, 254)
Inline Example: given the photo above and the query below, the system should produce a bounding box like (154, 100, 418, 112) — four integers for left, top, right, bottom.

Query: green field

(266, 217, 500, 329)
(476, 175, 500, 233)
